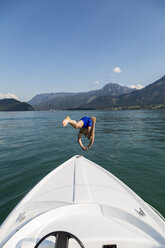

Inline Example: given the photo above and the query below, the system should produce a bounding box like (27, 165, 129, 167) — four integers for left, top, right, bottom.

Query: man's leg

(69, 119, 84, 129)
(63, 116, 84, 129)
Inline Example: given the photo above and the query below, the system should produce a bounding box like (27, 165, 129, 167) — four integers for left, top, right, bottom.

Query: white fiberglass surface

(1, 203, 165, 248)
(1, 155, 165, 248)
(0, 156, 76, 247)
(0, 201, 70, 247)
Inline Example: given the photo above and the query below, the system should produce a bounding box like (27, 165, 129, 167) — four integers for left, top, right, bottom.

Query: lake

(0, 110, 165, 224)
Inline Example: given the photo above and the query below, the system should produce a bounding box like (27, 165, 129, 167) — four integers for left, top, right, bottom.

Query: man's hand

(83, 147, 88, 150)
(91, 117, 96, 124)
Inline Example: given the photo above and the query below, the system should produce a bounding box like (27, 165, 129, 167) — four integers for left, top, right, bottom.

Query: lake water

(0, 110, 165, 224)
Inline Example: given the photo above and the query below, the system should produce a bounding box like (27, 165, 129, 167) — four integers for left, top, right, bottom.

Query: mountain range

(28, 83, 134, 110)
(28, 76, 165, 110)
(1, 76, 164, 111)
(79, 75, 165, 110)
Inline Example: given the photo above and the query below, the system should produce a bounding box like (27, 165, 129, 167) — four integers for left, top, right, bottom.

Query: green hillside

(0, 99, 34, 111)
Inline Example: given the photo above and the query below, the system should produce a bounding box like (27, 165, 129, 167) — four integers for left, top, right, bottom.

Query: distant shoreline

(32, 105, 165, 111)
(1, 104, 165, 112)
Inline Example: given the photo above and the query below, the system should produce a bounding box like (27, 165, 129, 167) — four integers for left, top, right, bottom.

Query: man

(62, 116, 96, 150)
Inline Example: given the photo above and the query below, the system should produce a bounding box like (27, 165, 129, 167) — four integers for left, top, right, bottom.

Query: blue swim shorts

(80, 116, 92, 128)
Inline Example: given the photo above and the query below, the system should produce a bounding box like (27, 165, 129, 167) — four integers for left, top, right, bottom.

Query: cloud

(94, 81, 101, 85)
(113, 67, 122, 73)
(129, 84, 144, 90)
(0, 93, 19, 100)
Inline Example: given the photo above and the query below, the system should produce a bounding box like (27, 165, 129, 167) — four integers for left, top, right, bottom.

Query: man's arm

(86, 117, 96, 150)
(78, 131, 86, 150)
(86, 136, 94, 150)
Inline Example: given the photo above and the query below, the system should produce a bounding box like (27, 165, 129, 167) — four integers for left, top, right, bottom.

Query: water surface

(0, 110, 165, 224)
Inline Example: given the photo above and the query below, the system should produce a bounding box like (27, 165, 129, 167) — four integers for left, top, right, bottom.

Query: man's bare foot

(91, 117, 96, 123)
(62, 116, 70, 127)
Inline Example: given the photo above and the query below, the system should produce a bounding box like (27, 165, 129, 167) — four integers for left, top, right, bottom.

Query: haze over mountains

(28, 76, 165, 110)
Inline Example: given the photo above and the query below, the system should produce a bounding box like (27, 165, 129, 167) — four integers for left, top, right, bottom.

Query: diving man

(62, 116, 96, 150)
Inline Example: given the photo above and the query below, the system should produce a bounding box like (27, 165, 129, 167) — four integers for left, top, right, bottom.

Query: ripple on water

(0, 110, 165, 224)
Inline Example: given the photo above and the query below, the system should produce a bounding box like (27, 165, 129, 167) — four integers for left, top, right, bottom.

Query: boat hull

(0, 155, 164, 248)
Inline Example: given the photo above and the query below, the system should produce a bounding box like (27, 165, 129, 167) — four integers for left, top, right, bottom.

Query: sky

(0, 0, 165, 101)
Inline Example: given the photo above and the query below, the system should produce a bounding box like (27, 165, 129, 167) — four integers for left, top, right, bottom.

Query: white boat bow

(0, 155, 164, 248)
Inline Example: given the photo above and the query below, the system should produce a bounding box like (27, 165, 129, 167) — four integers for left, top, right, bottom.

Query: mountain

(28, 92, 76, 106)
(78, 76, 165, 109)
(0, 99, 34, 111)
(28, 83, 134, 110)
(98, 83, 134, 96)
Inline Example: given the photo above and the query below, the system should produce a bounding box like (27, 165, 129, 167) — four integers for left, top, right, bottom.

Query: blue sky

(0, 0, 165, 101)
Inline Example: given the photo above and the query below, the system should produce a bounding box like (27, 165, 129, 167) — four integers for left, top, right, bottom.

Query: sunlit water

(0, 110, 165, 224)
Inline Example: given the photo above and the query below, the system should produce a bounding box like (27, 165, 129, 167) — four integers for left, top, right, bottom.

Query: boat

(0, 155, 164, 248)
